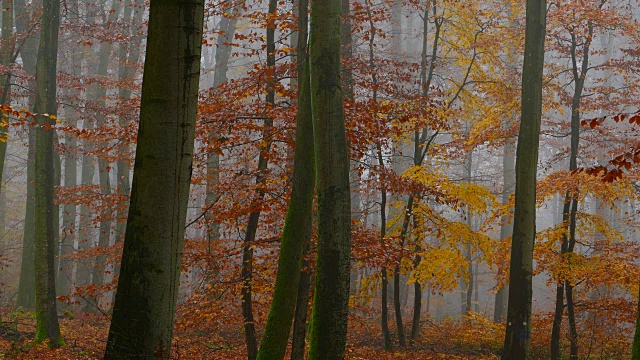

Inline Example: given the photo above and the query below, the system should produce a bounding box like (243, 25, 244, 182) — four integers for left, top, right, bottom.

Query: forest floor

(0, 308, 501, 359)
(0, 307, 591, 359)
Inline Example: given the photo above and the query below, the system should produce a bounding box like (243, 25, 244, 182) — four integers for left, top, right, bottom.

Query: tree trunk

(494, 140, 515, 323)
(86, 0, 121, 313)
(91, 157, 111, 309)
(205, 4, 239, 250)
(15, 0, 39, 310)
(376, 146, 392, 350)
(241, 2, 277, 359)
(32, 0, 62, 345)
(17, 127, 36, 308)
(103, 0, 204, 356)
(551, 24, 591, 359)
(290, 245, 312, 360)
(307, 0, 352, 357)
(76, 121, 95, 306)
(257, 0, 313, 357)
(56, 89, 78, 304)
(501, 0, 546, 357)
(410, 257, 421, 343)
(0, 0, 13, 190)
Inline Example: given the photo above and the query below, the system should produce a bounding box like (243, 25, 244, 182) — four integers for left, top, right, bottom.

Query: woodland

(1, 0, 640, 359)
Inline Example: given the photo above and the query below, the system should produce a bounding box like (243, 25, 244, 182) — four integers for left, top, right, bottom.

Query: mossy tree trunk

(307, 0, 352, 357)
(32, 0, 63, 346)
(103, 0, 204, 356)
(257, 0, 313, 357)
(501, 0, 546, 358)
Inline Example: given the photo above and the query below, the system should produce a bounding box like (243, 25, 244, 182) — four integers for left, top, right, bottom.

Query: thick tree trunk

(103, 0, 204, 356)
(307, 0, 352, 357)
(501, 0, 546, 358)
(257, 0, 313, 357)
(32, 0, 62, 345)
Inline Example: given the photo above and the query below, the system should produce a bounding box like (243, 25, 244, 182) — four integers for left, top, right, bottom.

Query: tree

(32, 0, 63, 346)
(502, 0, 547, 358)
(103, 0, 204, 357)
(0, 0, 13, 190)
(306, 0, 352, 357)
(256, 0, 314, 357)
(15, 0, 40, 310)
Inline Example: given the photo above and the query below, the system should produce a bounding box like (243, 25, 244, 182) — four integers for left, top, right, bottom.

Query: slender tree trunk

(410, 257, 421, 343)
(76, 121, 95, 305)
(56, 89, 78, 303)
(205, 5, 239, 249)
(307, 0, 352, 357)
(103, 0, 204, 356)
(32, 0, 62, 345)
(17, 127, 36, 308)
(15, 0, 39, 310)
(550, 25, 591, 359)
(291, 245, 312, 360)
(494, 140, 515, 323)
(241, 2, 277, 359)
(91, 157, 111, 309)
(376, 146, 392, 350)
(501, 0, 546, 357)
(86, 1, 121, 313)
(257, 0, 314, 356)
(0, 0, 13, 190)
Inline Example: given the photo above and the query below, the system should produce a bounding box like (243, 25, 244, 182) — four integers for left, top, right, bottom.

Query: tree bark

(306, 0, 352, 357)
(501, 0, 546, 357)
(103, 0, 204, 356)
(32, 0, 62, 345)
